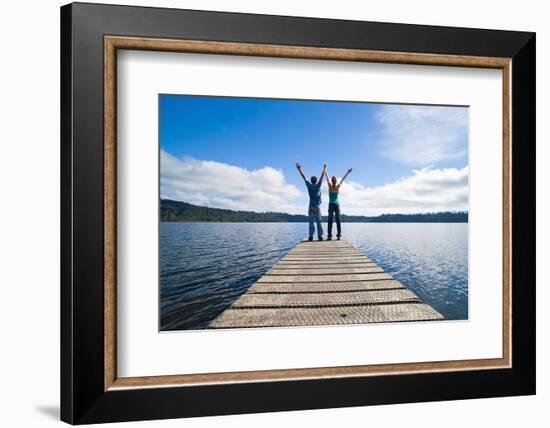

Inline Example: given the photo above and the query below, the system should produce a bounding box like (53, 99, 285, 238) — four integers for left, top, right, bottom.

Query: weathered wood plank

(288, 252, 362, 255)
(247, 279, 406, 293)
(286, 246, 360, 250)
(297, 241, 354, 245)
(273, 262, 377, 268)
(258, 273, 389, 282)
(297, 240, 352, 244)
(273, 257, 376, 269)
(231, 289, 420, 308)
(281, 256, 369, 262)
(210, 303, 444, 328)
(294, 245, 356, 249)
(289, 245, 360, 249)
(287, 251, 363, 256)
(284, 249, 363, 253)
(289, 245, 360, 250)
(267, 266, 384, 275)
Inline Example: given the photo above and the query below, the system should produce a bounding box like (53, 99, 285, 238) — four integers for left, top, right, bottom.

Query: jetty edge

(209, 239, 444, 328)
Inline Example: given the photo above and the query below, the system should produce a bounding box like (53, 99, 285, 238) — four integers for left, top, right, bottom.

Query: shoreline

(160, 221, 469, 224)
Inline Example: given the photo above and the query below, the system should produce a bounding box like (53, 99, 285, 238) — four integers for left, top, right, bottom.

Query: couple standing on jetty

(296, 163, 352, 241)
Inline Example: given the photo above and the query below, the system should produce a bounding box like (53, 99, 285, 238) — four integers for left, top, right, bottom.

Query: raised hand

(296, 162, 307, 182)
(339, 168, 353, 186)
(347, 168, 353, 174)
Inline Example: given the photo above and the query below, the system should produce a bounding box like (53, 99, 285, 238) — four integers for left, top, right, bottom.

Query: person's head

(331, 176, 337, 186)
(310, 176, 318, 185)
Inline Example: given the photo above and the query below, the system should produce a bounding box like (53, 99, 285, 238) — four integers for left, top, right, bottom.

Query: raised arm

(320, 164, 327, 185)
(338, 168, 353, 187)
(296, 162, 307, 182)
(324, 167, 331, 187)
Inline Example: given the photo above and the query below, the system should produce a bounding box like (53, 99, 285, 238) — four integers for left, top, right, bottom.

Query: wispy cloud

(376, 105, 468, 166)
(161, 151, 305, 214)
(161, 151, 468, 216)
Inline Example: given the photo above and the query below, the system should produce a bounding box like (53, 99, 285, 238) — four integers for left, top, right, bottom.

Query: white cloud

(376, 105, 468, 166)
(161, 151, 305, 214)
(161, 151, 468, 217)
(333, 166, 469, 216)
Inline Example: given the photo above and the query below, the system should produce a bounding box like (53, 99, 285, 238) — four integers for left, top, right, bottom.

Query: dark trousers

(328, 203, 341, 238)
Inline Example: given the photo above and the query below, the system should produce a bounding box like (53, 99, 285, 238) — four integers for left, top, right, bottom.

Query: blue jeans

(328, 203, 341, 238)
(308, 205, 323, 239)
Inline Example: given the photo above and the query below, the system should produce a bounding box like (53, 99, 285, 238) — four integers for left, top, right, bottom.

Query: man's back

(306, 181, 322, 207)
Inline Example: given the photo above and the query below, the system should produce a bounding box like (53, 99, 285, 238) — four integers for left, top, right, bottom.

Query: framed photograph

(61, 2, 535, 424)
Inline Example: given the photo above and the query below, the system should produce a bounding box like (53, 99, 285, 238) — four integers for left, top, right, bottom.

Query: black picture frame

(61, 2, 535, 424)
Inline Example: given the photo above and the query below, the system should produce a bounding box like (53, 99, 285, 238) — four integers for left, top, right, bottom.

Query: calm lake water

(160, 222, 468, 330)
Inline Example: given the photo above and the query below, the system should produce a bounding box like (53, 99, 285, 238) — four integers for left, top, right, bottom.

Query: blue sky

(160, 95, 469, 216)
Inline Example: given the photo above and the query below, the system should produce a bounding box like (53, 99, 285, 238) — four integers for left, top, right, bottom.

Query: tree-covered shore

(161, 199, 468, 223)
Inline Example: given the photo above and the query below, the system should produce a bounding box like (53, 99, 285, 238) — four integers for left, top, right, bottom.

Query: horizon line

(160, 198, 469, 218)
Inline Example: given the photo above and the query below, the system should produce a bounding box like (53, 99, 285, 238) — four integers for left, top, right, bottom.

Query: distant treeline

(161, 199, 468, 223)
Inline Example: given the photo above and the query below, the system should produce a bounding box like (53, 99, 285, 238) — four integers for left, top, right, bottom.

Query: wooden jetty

(209, 239, 443, 328)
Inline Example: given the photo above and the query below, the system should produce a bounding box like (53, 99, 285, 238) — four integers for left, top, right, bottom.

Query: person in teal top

(296, 162, 326, 241)
(324, 167, 353, 240)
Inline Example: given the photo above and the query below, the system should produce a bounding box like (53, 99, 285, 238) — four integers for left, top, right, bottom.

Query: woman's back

(329, 188, 339, 204)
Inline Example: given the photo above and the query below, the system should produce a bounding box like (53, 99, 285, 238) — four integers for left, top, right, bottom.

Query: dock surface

(209, 239, 443, 328)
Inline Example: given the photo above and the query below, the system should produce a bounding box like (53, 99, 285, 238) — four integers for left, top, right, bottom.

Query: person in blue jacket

(296, 162, 326, 241)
